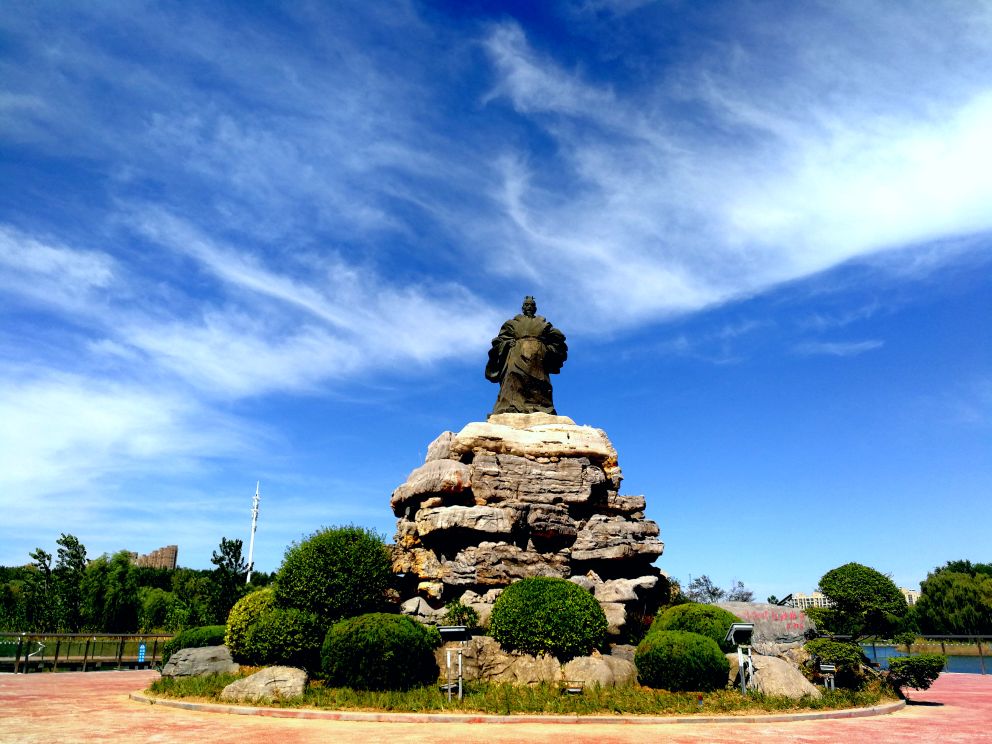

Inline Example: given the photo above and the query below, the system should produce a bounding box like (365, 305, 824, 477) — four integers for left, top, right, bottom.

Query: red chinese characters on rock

(736, 609, 807, 632)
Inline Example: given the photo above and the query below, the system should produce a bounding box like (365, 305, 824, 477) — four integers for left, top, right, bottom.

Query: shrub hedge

(162, 624, 226, 665)
(276, 526, 392, 623)
(242, 606, 323, 670)
(649, 603, 741, 652)
(225, 587, 276, 663)
(887, 654, 945, 694)
(488, 577, 607, 659)
(321, 613, 441, 690)
(635, 629, 730, 691)
(803, 638, 868, 688)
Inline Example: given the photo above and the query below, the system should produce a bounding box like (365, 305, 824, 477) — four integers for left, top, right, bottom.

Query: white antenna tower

(246, 481, 260, 584)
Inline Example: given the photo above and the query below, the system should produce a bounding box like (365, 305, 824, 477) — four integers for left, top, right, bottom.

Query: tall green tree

(80, 552, 140, 632)
(25, 548, 56, 631)
(210, 537, 248, 623)
(807, 562, 907, 640)
(53, 534, 87, 631)
(915, 571, 992, 635)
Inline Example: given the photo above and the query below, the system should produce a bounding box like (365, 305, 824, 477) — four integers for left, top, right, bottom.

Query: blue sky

(1, 1, 989, 600)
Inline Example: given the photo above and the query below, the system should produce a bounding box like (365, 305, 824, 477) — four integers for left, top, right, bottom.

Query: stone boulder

(715, 601, 814, 656)
(438, 636, 635, 687)
(161, 645, 239, 677)
(392, 412, 666, 637)
(727, 653, 822, 699)
(562, 653, 637, 687)
(220, 666, 308, 703)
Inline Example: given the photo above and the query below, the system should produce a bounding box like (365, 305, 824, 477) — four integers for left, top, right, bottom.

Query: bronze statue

(486, 296, 567, 415)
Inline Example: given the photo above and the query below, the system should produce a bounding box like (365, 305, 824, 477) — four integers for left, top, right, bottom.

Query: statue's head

(522, 296, 537, 317)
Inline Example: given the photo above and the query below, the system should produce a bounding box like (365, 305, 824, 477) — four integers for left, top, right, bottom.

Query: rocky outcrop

(437, 636, 636, 687)
(727, 653, 822, 699)
(220, 666, 308, 703)
(161, 646, 239, 677)
(391, 413, 665, 636)
(715, 601, 814, 656)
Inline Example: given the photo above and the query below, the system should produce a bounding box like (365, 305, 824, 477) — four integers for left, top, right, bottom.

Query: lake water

(862, 644, 989, 675)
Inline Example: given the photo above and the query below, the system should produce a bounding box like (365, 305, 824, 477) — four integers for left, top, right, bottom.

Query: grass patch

(147, 674, 892, 716)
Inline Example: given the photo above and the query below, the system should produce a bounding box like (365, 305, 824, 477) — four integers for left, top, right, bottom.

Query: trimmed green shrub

(887, 654, 945, 695)
(635, 630, 730, 691)
(488, 577, 608, 659)
(225, 587, 276, 662)
(803, 638, 864, 667)
(321, 613, 441, 690)
(649, 603, 741, 652)
(243, 607, 323, 670)
(275, 526, 391, 623)
(803, 638, 868, 688)
(441, 599, 480, 628)
(162, 624, 226, 665)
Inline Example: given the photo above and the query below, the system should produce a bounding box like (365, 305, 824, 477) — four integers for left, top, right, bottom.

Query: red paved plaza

(1, 671, 990, 743)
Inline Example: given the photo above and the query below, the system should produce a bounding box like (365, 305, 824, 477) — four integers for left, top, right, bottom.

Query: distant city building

(900, 586, 921, 606)
(129, 545, 178, 570)
(780, 591, 833, 610)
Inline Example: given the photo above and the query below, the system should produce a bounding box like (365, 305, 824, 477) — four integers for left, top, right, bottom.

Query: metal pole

(978, 638, 986, 675)
(246, 482, 260, 584)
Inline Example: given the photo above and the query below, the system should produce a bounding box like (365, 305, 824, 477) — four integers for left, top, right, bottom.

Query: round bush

(635, 630, 730, 691)
(225, 587, 276, 662)
(243, 607, 323, 670)
(803, 638, 868, 688)
(488, 577, 607, 659)
(162, 624, 226, 665)
(275, 526, 392, 623)
(650, 603, 741, 652)
(321, 613, 441, 690)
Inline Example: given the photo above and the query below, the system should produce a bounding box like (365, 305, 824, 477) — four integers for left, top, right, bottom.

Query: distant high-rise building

(780, 591, 832, 610)
(900, 586, 921, 606)
(130, 545, 178, 570)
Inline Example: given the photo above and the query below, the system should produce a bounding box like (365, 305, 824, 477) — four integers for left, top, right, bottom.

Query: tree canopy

(808, 562, 907, 640)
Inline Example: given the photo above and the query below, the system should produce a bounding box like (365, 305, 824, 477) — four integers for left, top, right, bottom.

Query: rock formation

(391, 412, 665, 635)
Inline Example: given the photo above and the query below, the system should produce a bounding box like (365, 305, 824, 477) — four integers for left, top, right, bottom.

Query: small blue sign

(138, 643, 146, 663)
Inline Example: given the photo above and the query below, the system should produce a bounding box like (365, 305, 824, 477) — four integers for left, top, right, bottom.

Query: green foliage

(803, 638, 868, 688)
(244, 607, 323, 670)
(80, 551, 140, 632)
(887, 654, 945, 695)
(488, 577, 607, 659)
(275, 526, 392, 623)
(149, 674, 890, 715)
(685, 574, 725, 603)
(803, 638, 865, 667)
(813, 563, 907, 640)
(53, 534, 87, 632)
(162, 624, 227, 665)
(933, 559, 992, 578)
(441, 599, 480, 628)
(650, 602, 741, 653)
(321, 613, 440, 690)
(635, 630, 730, 691)
(138, 587, 173, 632)
(914, 571, 992, 635)
(893, 631, 917, 651)
(209, 537, 248, 624)
(225, 588, 276, 662)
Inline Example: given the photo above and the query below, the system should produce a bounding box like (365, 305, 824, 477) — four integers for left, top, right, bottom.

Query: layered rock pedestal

(391, 413, 665, 635)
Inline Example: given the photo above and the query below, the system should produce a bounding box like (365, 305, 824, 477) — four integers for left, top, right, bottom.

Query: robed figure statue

(486, 296, 568, 416)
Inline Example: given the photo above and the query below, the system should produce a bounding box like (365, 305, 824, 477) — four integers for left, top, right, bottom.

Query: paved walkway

(1, 671, 990, 743)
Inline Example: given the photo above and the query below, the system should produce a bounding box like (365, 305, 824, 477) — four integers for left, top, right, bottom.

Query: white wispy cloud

(793, 339, 884, 357)
(479, 6, 992, 325)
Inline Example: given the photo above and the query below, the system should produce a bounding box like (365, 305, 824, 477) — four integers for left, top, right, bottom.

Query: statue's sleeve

(485, 320, 517, 383)
(542, 324, 568, 375)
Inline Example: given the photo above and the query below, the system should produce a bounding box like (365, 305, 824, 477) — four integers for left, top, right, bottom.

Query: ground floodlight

(438, 625, 469, 642)
(725, 622, 755, 647)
